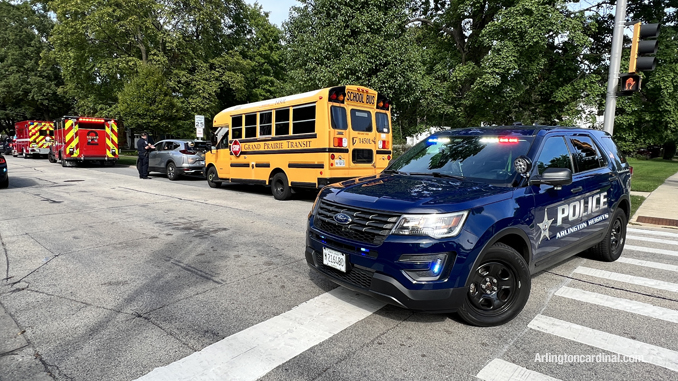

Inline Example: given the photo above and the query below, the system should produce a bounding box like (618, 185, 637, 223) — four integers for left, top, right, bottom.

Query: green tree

(117, 65, 182, 135)
(284, 0, 428, 139)
(0, 1, 70, 135)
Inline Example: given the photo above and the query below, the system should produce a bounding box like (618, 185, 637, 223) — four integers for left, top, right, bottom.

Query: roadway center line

(624, 245, 678, 258)
(627, 235, 678, 246)
(555, 286, 678, 324)
(628, 228, 678, 239)
(136, 287, 386, 381)
(616, 257, 678, 273)
(476, 358, 560, 381)
(528, 314, 678, 372)
(573, 266, 678, 293)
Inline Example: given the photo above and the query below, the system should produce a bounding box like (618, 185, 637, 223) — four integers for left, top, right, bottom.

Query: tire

(0, 177, 8, 189)
(166, 162, 179, 181)
(48, 152, 56, 163)
(590, 209, 627, 262)
(271, 172, 292, 200)
(206, 167, 221, 188)
(457, 243, 531, 327)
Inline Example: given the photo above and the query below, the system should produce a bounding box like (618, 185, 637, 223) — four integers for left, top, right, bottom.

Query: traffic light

(619, 74, 641, 96)
(629, 23, 660, 73)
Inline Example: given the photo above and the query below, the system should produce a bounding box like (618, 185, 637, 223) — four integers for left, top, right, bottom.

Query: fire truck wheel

(167, 162, 179, 181)
(48, 152, 56, 163)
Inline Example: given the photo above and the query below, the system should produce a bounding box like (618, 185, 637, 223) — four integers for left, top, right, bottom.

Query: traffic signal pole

(603, 0, 627, 136)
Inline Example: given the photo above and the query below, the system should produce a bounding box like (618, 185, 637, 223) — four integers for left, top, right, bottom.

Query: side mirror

(529, 168, 572, 189)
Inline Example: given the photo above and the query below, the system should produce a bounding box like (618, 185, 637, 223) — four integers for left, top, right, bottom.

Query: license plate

(323, 247, 346, 272)
(335, 159, 345, 167)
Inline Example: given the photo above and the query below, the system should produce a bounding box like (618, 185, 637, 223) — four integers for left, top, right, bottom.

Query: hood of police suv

(320, 173, 514, 214)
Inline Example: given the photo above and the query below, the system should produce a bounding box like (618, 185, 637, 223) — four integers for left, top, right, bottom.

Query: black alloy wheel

(458, 243, 530, 326)
(590, 208, 627, 262)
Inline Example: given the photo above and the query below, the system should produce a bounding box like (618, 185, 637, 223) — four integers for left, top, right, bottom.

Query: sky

(250, 0, 297, 27)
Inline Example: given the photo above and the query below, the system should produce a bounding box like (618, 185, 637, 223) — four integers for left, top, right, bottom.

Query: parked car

(306, 125, 631, 326)
(0, 138, 13, 155)
(0, 153, 8, 188)
(148, 139, 207, 180)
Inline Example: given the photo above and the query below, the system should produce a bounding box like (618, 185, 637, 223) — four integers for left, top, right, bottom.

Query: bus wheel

(206, 167, 221, 188)
(271, 172, 292, 200)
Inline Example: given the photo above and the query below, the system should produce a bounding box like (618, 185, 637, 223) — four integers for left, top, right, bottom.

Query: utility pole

(603, 0, 627, 135)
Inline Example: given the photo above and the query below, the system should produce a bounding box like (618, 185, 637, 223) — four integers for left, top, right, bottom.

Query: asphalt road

(1, 156, 677, 381)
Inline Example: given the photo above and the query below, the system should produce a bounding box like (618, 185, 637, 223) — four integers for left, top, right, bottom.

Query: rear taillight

(0, 157, 6, 164)
(378, 140, 389, 149)
(333, 138, 347, 147)
(629, 166, 633, 176)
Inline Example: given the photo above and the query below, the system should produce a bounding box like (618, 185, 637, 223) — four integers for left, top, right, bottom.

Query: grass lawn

(117, 155, 137, 166)
(630, 195, 646, 219)
(627, 157, 678, 192)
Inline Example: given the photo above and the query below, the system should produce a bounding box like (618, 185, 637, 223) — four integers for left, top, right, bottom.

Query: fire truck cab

(13, 120, 54, 158)
(50, 116, 119, 166)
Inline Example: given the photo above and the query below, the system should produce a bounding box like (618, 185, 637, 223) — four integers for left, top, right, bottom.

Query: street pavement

(1, 156, 678, 381)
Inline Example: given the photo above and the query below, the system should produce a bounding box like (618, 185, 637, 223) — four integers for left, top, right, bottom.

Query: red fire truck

(13, 120, 54, 158)
(50, 116, 119, 166)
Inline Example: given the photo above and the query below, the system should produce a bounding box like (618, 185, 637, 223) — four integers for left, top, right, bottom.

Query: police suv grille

(313, 251, 374, 289)
(314, 200, 401, 245)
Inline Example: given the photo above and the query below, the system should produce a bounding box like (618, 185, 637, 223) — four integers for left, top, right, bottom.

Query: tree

(0, 1, 70, 135)
(284, 0, 428, 139)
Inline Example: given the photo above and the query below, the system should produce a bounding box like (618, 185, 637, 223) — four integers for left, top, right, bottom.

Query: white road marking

(627, 235, 678, 246)
(529, 315, 678, 372)
(136, 287, 386, 381)
(555, 287, 678, 324)
(476, 359, 560, 381)
(573, 266, 678, 293)
(628, 228, 678, 239)
(617, 257, 678, 273)
(624, 245, 678, 258)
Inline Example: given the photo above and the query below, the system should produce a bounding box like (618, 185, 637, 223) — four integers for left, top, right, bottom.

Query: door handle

(571, 186, 583, 194)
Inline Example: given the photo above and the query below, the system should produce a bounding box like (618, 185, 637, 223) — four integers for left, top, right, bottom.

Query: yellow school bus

(205, 85, 393, 200)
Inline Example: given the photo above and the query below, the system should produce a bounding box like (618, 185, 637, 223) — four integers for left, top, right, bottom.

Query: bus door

(212, 127, 231, 179)
(77, 118, 108, 157)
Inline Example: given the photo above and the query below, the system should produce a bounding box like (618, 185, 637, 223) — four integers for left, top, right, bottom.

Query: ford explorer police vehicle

(305, 126, 631, 326)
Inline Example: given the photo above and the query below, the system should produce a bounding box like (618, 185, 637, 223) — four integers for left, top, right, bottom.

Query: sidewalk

(630, 170, 678, 228)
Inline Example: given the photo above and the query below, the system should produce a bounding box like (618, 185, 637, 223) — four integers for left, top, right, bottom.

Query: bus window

(275, 108, 289, 136)
(376, 112, 390, 133)
(259, 111, 272, 137)
(292, 104, 316, 134)
(331, 106, 347, 130)
(232, 115, 243, 139)
(351, 109, 372, 132)
(245, 114, 257, 138)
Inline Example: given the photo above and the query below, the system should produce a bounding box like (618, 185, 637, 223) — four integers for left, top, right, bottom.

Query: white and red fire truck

(13, 120, 54, 158)
(49, 116, 119, 166)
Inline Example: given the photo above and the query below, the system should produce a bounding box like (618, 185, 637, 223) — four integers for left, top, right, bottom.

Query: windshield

(387, 135, 534, 184)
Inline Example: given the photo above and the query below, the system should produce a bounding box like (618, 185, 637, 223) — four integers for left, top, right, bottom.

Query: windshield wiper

(431, 172, 463, 180)
(383, 169, 407, 175)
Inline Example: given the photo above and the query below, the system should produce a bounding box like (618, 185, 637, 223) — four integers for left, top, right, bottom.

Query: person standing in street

(136, 132, 155, 179)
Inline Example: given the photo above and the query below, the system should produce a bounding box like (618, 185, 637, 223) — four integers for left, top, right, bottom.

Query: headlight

(308, 195, 321, 219)
(392, 211, 468, 239)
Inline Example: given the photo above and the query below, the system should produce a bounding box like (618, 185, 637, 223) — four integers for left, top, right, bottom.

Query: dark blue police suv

(306, 126, 631, 326)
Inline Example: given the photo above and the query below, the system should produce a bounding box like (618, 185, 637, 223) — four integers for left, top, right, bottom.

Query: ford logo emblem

(333, 213, 352, 225)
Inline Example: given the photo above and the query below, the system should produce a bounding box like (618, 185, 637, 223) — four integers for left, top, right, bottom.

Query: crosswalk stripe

(628, 228, 678, 239)
(624, 245, 678, 258)
(555, 287, 678, 324)
(135, 287, 385, 381)
(617, 257, 678, 273)
(627, 235, 678, 246)
(476, 359, 560, 381)
(529, 315, 678, 372)
(573, 266, 678, 293)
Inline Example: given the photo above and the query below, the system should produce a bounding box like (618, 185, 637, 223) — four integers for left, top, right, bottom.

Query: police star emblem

(537, 210, 554, 245)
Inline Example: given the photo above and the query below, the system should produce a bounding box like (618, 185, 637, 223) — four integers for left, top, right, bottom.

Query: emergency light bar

(79, 117, 105, 123)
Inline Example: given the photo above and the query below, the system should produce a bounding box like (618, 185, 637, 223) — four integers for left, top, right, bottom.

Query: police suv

(305, 126, 631, 326)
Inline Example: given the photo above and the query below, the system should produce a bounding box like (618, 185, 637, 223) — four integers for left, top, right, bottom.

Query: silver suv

(148, 139, 207, 180)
